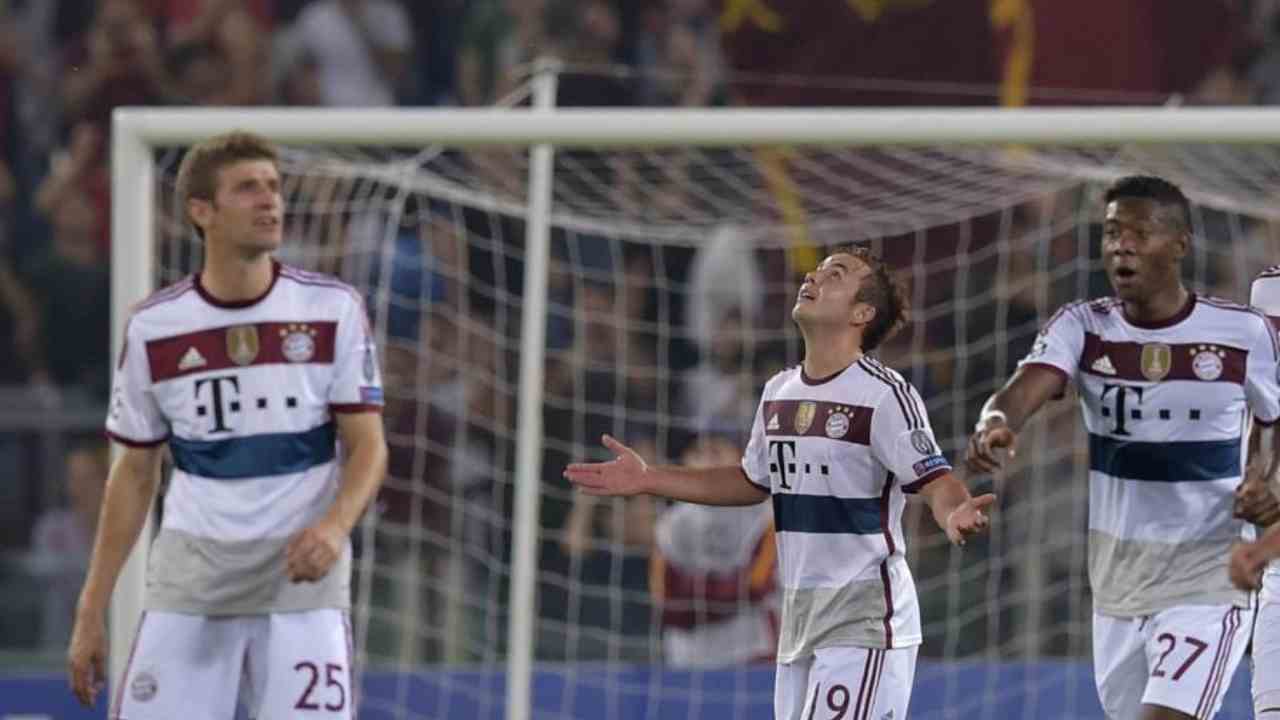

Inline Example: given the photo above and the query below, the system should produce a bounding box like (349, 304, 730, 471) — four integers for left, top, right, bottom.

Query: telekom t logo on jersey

(1101, 384, 1144, 436)
(194, 374, 300, 433)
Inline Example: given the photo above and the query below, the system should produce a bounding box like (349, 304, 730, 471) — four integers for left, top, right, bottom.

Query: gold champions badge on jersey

(794, 401, 817, 434)
(1140, 343, 1171, 382)
(226, 325, 260, 366)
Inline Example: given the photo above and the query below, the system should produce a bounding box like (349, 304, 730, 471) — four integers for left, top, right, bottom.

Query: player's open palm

(67, 612, 106, 707)
(966, 424, 1017, 473)
(564, 434, 650, 497)
(946, 493, 996, 546)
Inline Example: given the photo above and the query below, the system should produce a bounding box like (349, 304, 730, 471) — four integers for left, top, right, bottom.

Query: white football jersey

(1249, 267, 1280, 602)
(1023, 294, 1280, 616)
(741, 357, 952, 661)
(106, 262, 384, 615)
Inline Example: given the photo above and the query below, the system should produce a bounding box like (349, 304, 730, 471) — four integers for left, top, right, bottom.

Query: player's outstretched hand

(945, 493, 997, 546)
(286, 520, 345, 583)
(67, 611, 106, 707)
(1234, 476, 1280, 526)
(966, 423, 1017, 474)
(563, 434, 650, 497)
(1229, 541, 1268, 591)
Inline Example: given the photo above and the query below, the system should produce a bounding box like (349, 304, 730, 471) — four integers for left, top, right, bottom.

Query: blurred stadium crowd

(5, 0, 1280, 671)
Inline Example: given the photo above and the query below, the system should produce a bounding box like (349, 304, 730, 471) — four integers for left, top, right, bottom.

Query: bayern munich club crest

(825, 409, 851, 439)
(131, 671, 158, 702)
(794, 401, 817, 434)
(279, 323, 318, 363)
(1189, 344, 1226, 381)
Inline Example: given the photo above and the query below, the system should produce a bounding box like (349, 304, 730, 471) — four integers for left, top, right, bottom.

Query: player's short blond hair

(174, 131, 280, 239)
(827, 244, 908, 352)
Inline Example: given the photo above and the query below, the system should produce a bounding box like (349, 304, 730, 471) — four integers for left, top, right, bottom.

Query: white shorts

(111, 609, 354, 720)
(774, 645, 917, 720)
(1252, 598, 1280, 715)
(1093, 605, 1251, 720)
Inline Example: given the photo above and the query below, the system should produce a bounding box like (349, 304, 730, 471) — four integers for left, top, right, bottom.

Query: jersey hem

(106, 429, 169, 447)
(330, 403, 384, 413)
(1021, 361, 1070, 386)
(1092, 594, 1252, 619)
(775, 634, 923, 663)
(901, 467, 949, 494)
(739, 467, 770, 493)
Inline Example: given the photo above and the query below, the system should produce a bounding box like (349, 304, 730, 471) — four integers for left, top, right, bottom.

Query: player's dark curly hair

(1103, 175, 1191, 232)
(828, 245, 909, 352)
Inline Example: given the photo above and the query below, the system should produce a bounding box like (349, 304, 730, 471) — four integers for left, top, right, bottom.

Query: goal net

(125, 109, 1279, 720)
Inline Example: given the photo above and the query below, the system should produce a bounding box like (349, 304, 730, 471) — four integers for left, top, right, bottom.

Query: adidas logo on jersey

(1091, 355, 1117, 376)
(178, 347, 207, 371)
(767, 413, 780, 430)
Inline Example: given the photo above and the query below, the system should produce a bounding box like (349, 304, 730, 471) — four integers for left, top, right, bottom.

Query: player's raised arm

(68, 444, 164, 707)
(564, 434, 768, 506)
(967, 303, 1083, 474)
(966, 365, 1066, 473)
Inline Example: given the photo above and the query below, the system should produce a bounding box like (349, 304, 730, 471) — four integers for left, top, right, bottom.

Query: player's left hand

(1234, 476, 1280, 526)
(945, 494, 996, 546)
(286, 520, 345, 582)
(1229, 541, 1268, 591)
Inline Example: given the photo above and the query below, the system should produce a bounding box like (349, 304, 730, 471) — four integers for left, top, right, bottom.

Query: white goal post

(110, 102, 1280, 720)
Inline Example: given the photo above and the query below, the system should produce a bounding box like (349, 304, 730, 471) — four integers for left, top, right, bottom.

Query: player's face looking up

(189, 159, 284, 255)
(792, 253, 876, 331)
(1101, 198, 1188, 304)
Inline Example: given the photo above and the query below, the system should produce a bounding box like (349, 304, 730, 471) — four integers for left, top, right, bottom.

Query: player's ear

(851, 301, 876, 327)
(1173, 228, 1190, 261)
(187, 197, 213, 235)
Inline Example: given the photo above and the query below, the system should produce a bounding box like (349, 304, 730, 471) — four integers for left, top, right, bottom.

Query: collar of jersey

(194, 260, 281, 309)
(1119, 292, 1196, 330)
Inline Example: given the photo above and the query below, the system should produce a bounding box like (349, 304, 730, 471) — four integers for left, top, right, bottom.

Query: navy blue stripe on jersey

(858, 359, 922, 429)
(1088, 434, 1242, 482)
(169, 422, 337, 479)
(772, 493, 882, 534)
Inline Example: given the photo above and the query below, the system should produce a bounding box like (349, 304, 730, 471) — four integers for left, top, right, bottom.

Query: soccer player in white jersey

(968, 175, 1280, 720)
(1225, 265, 1280, 717)
(565, 245, 995, 720)
(66, 131, 388, 719)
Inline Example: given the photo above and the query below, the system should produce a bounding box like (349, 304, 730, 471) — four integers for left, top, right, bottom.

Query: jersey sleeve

(869, 381, 951, 494)
(328, 293, 384, 413)
(739, 393, 772, 492)
(1018, 303, 1085, 386)
(105, 319, 168, 446)
(1245, 312, 1280, 426)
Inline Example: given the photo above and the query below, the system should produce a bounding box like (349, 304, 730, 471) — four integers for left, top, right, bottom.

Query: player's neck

(200, 249, 275, 303)
(801, 331, 863, 380)
(1122, 283, 1191, 326)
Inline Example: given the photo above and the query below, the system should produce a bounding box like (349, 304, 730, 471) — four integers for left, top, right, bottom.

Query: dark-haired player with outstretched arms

(567, 246, 994, 720)
(969, 175, 1280, 720)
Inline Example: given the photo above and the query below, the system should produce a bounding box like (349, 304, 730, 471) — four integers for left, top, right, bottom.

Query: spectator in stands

(61, 0, 177, 130)
(27, 439, 109, 651)
(290, 0, 412, 106)
(159, 0, 270, 105)
(456, 0, 548, 106)
(29, 122, 110, 396)
(650, 434, 777, 667)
